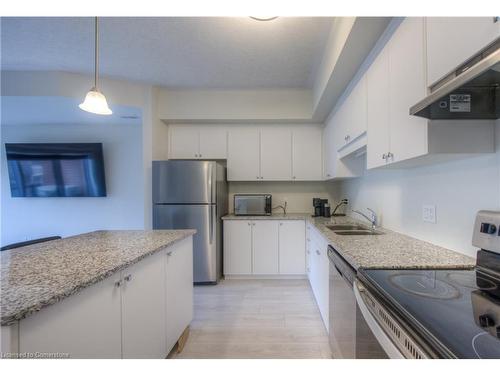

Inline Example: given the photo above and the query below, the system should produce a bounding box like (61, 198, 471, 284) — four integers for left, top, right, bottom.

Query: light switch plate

(423, 205, 436, 223)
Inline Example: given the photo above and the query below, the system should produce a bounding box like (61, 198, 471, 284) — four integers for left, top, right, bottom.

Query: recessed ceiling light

(249, 16, 278, 21)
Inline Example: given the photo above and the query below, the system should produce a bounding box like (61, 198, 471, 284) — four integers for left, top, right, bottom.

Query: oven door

(354, 280, 429, 359)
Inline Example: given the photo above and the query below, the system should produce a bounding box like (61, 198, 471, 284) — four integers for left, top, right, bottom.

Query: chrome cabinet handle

(247, 222, 251, 226)
(124, 274, 132, 282)
(114, 280, 122, 288)
(387, 152, 394, 159)
(382, 153, 387, 160)
(316, 250, 321, 255)
(494, 16, 499, 23)
(167, 251, 172, 257)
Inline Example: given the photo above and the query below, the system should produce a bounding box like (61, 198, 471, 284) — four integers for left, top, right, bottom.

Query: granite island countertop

(0, 229, 196, 326)
(222, 213, 476, 271)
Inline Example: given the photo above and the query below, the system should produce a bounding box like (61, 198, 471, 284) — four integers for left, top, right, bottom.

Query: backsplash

(228, 181, 332, 215)
(327, 121, 500, 258)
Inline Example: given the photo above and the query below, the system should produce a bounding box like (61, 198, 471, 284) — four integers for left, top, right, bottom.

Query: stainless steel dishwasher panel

(328, 246, 356, 358)
(328, 245, 388, 359)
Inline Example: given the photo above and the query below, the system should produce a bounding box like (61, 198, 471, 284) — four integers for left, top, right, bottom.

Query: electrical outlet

(423, 205, 436, 223)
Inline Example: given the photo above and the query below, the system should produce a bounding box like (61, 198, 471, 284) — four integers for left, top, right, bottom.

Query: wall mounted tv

(5, 143, 107, 197)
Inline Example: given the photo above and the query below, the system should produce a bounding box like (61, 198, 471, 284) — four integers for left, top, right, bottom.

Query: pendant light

(79, 17, 112, 115)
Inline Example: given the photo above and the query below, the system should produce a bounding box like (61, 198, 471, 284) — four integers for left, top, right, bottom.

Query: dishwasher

(328, 245, 387, 359)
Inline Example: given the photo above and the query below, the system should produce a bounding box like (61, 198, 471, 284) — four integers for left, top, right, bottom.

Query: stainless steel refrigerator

(152, 160, 227, 284)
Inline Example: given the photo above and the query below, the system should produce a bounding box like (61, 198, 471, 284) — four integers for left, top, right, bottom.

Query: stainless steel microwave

(234, 194, 272, 216)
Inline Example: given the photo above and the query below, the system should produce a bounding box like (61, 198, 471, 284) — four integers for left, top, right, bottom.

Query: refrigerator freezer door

(153, 204, 218, 283)
(153, 161, 216, 204)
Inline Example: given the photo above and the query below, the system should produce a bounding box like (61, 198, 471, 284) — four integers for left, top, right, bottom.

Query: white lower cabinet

(252, 221, 280, 274)
(19, 273, 123, 359)
(166, 237, 194, 353)
(223, 220, 305, 277)
(223, 220, 253, 274)
(307, 226, 329, 331)
(278, 221, 306, 274)
(17, 237, 194, 359)
(121, 249, 167, 359)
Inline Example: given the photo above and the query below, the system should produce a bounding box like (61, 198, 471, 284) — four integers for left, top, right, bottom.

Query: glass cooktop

(360, 268, 500, 358)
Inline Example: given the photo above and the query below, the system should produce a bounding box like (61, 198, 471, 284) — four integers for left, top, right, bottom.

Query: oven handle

(353, 280, 405, 359)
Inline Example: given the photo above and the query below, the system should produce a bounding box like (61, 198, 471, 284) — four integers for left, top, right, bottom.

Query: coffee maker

(312, 198, 329, 217)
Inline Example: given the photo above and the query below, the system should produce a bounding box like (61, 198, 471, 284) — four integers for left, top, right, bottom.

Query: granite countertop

(222, 212, 476, 271)
(0, 230, 196, 326)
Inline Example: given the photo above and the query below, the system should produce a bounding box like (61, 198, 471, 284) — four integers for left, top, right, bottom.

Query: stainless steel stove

(355, 210, 500, 358)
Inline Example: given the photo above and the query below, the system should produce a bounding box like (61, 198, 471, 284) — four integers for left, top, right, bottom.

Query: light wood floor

(170, 279, 331, 359)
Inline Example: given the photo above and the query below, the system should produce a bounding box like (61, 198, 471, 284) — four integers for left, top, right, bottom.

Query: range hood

(410, 38, 499, 120)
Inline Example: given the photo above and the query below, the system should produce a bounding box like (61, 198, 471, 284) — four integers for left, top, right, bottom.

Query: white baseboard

(223, 274, 307, 280)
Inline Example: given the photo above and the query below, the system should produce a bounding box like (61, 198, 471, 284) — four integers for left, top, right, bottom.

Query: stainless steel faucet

(273, 201, 287, 216)
(352, 208, 377, 230)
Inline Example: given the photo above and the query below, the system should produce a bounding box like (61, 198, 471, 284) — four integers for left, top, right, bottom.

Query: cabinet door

(260, 128, 292, 180)
(223, 220, 253, 274)
(426, 17, 500, 86)
(388, 17, 428, 164)
(19, 275, 122, 358)
(169, 127, 199, 159)
(121, 249, 167, 359)
(166, 237, 194, 353)
(227, 129, 261, 181)
(252, 221, 279, 275)
(292, 127, 323, 180)
(323, 119, 336, 179)
(366, 46, 390, 169)
(278, 220, 306, 275)
(306, 225, 312, 279)
(199, 127, 227, 159)
(338, 77, 367, 147)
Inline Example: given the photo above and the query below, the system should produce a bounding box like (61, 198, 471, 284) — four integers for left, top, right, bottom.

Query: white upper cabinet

(227, 128, 261, 181)
(426, 17, 500, 86)
(169, 126, 227, 159)
(199, 127, 227, 159)
(337, 76, 367, 149)
(366, 46, 390, 169)
(260, 128, 292, 180)
(323, 120, 336, 179)
(292, 127, 323, 180)
(388, 17, 428, 165)
(367, 18, 427, 168)
(169, 127, 199, 159)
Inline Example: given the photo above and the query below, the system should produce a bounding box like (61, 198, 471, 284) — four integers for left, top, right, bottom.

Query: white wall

(228, 181, 331, 215)
(1, 122, 144, 246)
(1, 71, 156, 233)
(328, 122, 500, 258)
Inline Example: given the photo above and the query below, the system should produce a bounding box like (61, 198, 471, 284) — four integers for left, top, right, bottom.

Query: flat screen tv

(5, 143, 107, 197)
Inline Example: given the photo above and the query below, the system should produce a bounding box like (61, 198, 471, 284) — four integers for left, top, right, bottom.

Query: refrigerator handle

(209, 204, 214, 245)
(209, 162, 214, 203)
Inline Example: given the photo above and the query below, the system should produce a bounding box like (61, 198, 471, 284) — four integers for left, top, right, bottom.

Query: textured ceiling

(1, 17, 333, 89)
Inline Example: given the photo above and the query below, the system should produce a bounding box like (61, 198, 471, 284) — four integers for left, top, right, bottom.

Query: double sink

(325, 224, 384, 236)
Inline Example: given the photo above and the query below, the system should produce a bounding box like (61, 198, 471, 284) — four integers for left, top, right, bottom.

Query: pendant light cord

(94, 16, 99, 89)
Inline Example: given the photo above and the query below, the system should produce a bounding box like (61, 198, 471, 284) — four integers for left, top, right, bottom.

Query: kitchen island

(0, 230, 196, 359)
